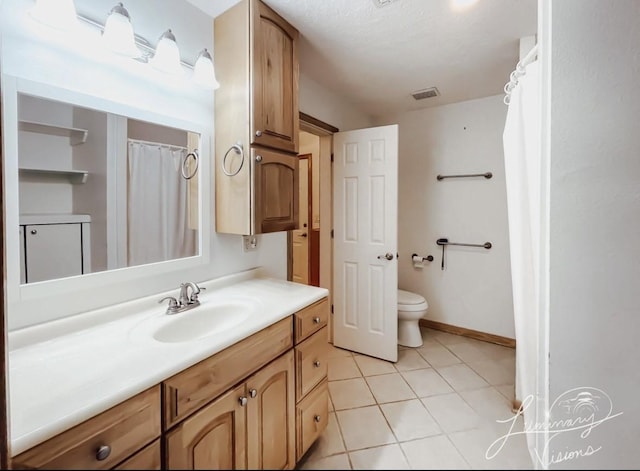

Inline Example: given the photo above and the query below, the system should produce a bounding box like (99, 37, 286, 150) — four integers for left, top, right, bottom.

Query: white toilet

(397, 289, 429, 348)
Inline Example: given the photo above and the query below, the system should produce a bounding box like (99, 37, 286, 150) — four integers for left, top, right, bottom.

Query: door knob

(255, 155, 263, 162)
(301, 233, 308, 238)
(377, 253, 394, 261)
(255, 130, 262, 137)
(239, 396, 248, 407)
(313, 360, 321, 368)
(249, 388, 257, 398)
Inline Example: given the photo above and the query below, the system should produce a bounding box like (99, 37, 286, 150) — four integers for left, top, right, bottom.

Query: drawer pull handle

(95, 445, 111, 461)
(313, 316, 321, 324)
(314, 415, 321, 423)
(249, 388, 257, 398)
(313, 360, 321, 368)
(239, 396, 248, 407)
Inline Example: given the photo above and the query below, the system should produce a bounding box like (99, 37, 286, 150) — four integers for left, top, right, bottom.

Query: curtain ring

(181, 150, 199, 180)
(222, 143, 244, 177)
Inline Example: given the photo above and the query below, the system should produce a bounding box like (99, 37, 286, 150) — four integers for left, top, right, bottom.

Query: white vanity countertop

(8, 269, 328, 456)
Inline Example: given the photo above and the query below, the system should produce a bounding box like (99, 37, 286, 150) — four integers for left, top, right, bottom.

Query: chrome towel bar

(436, 172, 492, 181)
(437, 238, 492, 249)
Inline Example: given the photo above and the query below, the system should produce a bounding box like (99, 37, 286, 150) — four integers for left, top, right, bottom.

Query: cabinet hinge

(331, 304, 334, 314)
(330, 229, 334, 239)
(331, 153, 334, 163)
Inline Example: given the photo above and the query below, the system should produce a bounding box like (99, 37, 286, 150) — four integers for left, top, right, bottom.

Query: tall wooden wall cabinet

(214, 0, 300, 235)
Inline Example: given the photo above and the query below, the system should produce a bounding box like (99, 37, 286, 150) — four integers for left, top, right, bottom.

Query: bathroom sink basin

(153, 300, 254, 343)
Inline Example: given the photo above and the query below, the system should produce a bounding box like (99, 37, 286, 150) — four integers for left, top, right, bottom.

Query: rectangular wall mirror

(17, 93, 201, 285)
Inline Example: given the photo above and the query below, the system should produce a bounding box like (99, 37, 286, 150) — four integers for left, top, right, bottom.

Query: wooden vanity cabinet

(114, 439, 161, 470)
(214, 0, 300, 235)
(166, 351, 295, 470)
(293, 299, 329, 460)
(13, 298, 328, 470)
(12, 386, 161, 470)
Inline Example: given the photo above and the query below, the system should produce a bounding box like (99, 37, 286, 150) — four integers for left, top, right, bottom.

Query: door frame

(288, 112, 338, 342)
(288, 153, 312, 284)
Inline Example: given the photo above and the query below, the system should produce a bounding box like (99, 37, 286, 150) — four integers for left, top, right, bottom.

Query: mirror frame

(3, 76, 212, 330)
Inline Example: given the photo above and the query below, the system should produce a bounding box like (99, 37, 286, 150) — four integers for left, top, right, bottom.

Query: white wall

(299, 72, 374, 131)
(546, 0, 640, 467)
(378, 95, 514, 339)
(1, 0, 286, 329)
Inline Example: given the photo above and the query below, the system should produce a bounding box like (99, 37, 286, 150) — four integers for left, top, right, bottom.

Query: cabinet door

(251, 0, 299, 153)
(24, 223, 83, 283)
(253, 148, 298, 233)
(246, 351, 295, 470)
(166, 384, 247, 470)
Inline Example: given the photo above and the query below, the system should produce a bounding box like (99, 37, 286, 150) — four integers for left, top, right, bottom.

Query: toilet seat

(397, 289, 428, 312)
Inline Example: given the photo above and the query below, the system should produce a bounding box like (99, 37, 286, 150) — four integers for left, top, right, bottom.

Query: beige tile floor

(297, 328, 533, 470)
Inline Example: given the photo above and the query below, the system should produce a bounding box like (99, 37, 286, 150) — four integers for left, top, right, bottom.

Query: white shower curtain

(503, 60, 540, 459)
(127, 141, 196, 267)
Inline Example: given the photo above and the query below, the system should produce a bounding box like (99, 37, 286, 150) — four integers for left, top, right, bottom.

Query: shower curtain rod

(127, 138, 187, 150)
(503, 44, 538, 105)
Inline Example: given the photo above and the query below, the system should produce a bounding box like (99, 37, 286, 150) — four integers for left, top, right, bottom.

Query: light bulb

(193, 49, 220, 90)
(150, 29, 183, 75)
(102, 3, 140, 58)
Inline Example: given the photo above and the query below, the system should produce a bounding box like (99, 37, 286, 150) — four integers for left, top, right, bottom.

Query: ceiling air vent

(411, 87, 440, 101)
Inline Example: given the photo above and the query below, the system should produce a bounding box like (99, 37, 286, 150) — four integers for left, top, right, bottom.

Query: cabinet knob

(239, 396, 248, 407)
(255, 130, 262, 137)
(255, 155, 263, 163)
(314, 415, 321, 423)
(313, 360, 321, 368)
(313, 316, 321, 324)
(30, 229, 37, 235)
(249, 388, 257, 398)
(95, 445, 111, 461)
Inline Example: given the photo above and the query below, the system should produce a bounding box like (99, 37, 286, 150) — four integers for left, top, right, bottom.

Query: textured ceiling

(187, 0, 537, 118)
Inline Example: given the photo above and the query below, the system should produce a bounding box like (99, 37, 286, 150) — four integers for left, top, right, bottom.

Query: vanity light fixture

(193, 48, 220, 90)
(150, 29, 184, 75)
(30, 0, 78, 30)
(29, 0, 218, 88)
(101, 2, 140, 58)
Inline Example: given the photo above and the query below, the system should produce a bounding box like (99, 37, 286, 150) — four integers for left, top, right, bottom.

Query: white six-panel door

(333, 125, 398, 362)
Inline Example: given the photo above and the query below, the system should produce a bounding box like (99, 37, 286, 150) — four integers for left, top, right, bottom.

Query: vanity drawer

(13, 386, 161, 470)
(294, 298, 328, 344)
(162, 316, 293, 429)
(295, 327, 328, 402)
(295, 380, 329, 461)
(113, 438, 161, 470)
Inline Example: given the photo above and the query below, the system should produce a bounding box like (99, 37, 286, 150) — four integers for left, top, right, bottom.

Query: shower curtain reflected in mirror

(127, 140, 196, 267)
(503, 60, 540, 462)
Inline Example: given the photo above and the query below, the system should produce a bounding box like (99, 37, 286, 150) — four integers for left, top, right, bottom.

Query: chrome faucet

(159, 281, 206, 314)
(179, 281, 202, 306)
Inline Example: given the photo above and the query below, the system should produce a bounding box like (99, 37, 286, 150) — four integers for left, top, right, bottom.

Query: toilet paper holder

(412, 253, 434, 263)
